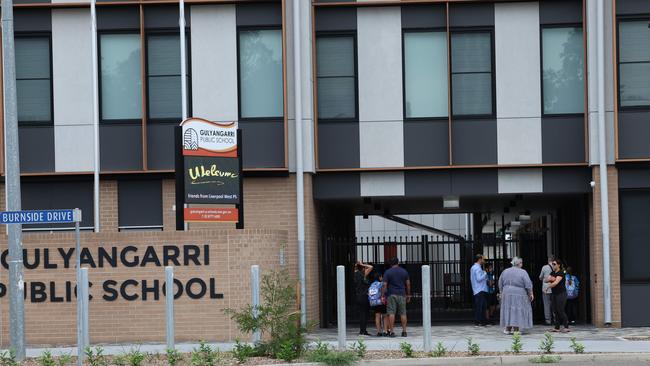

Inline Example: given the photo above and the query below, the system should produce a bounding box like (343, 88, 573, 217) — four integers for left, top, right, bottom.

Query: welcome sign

(181, 118, 237, 157)
(184, 156, 240, 204)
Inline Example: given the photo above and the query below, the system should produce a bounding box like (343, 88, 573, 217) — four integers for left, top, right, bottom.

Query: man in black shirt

(353, 260, 373, 336)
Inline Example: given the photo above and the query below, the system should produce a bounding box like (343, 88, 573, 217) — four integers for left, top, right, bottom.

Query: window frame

(539, 23, 586, 117)
(144, 28, 193, 124)
(616, 16, 650, 112)
(236, 25, 285, 121)
(315, 31, 359, 123)
(15, 33, 54, 127)
(98, 29, 143, 124)
(401, 27, 448, 121)
(449, 27, 496, 119)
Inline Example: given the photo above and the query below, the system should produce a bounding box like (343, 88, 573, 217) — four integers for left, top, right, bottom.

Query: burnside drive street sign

(0, 209, 81, 225)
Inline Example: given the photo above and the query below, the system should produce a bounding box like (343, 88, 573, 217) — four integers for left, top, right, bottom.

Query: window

(15, 36, 52, 125)
(618, 20, 650, 108)
(404, 31, 448, 118)
(21, 181, 94, 231)
(238, 29, 283, 119)
(118, 180, 163, 231)
(100, 33, 142, 121)
(147, 33, 190, 121)
(450, 32, 493, 117)
(316, 35, 357, 120)
(542, 27, 584, 115)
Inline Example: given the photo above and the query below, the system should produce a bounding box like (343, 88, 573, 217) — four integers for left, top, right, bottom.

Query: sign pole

(75, 209, 84, 366)
(175, 126, 185, 230)
(236, 130, 244, 229)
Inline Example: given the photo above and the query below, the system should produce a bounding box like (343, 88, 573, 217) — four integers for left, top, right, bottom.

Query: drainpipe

(596, 0, 612, 325)
(292, 0, 307, 327)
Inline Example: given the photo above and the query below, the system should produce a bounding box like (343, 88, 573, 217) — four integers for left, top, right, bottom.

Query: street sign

(0, 209, 81, 225)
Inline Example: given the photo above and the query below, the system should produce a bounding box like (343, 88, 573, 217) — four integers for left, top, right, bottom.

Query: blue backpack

(368, 281, 383, 306)
(566, 274, 580, 300)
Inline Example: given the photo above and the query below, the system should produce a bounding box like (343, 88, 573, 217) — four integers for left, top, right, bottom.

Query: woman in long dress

(499, 256, 534, 334)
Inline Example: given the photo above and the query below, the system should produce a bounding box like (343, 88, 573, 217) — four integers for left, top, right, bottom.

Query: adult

(565, 266, 580, 325)
(381, 257, 411, 337)
(470, 254, 488, 327)
(546, 259, 570, 333)
(499, 257, 534, 334)
(538, 256, 555, 325)
(353, 260, 373, 336)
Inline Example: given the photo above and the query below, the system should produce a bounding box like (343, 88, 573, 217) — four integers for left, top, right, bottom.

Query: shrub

(276, 339, 299, 362)
(190, 341, 221, 366)
(113, 355, 128, 366)
(431, 342, 447, 358)
(225, 270, 310, 359)
(569, 337, 585, 354)
(166, 348, 183, 366)
(0, 349, 18, 366)
(399, 342, 414, 358)
(85, 346, 108, 366)
(349, 339, 367, 359)
(37, 350, 56, 366)
(305, 345, 358, 366)
(539, 333, 555, 354)
(123, 348, 146, 366)
(529, 355, 562, 364)
(57, 353, 73, 366)
(467, 338, 480, 356)
(511, 331, 523, 354)
(232, 340, 257, 364)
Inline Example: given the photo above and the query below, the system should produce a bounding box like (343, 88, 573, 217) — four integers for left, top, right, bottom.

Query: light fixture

(443, 195, 460, 209)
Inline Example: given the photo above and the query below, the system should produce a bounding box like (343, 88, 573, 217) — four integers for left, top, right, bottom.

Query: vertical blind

(239, 29, 284, 118)
(100, 33, 142, 120)
(147, 34, 188, 120)
(451, 32, 493, 116)
(404, 31, 448, 118)
(542, 27, 584, 114)
(15, 37, 51, 123)
(316, 36, 356, 119)
(618, 20, 650, 108)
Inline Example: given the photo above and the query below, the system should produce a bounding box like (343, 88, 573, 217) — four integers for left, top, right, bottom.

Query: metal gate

(321, 233, 547, 326)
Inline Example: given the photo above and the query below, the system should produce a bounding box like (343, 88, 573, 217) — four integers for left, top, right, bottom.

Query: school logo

(180, 118, 238, 157)
(183, 128, 199, 150)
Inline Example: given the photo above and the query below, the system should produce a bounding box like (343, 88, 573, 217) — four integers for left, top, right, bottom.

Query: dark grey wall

(449, 3, 494, 27)
(618, 111, 650, 159)
(405, 169, 498, 197)
(22, 180, 94, 228)
(144, 4, 190, 29)
(14, 9, 51, 31)
(622, 284, 650, 326)
(404, 120, 449, 167)
(401, 4, 446, 29)
(100, 124, 143, 171)
(239, 120, 284, 169)
(539, 0, 582, 24)
(19, 126, 55, 173)
(118, 179, 163, 227)
(97, 7, 140, 30)
(451, 119, 497, 165)
(616, 0, 650, 15)
(404, 171, 452, 197)
(318, 122, 360, 169)
(236, 3, 282, 27)
(542, 167, 591, 193)
(542, 116, 585, 163)
(451, 169, 498, 195)
(147, 123, 175, 170)
(313, 172, 360, 200)
(315, 8, 357, 32)
(619, 166, 650, 189)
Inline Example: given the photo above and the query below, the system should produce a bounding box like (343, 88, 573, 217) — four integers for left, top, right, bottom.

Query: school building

(0, 0, 649, 346)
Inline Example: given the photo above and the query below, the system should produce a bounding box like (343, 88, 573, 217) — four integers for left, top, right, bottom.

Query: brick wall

(589, 166, 622, 327)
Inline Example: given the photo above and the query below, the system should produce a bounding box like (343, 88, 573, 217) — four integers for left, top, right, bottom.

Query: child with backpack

(368, 271, 387, 336)
(565, 266, 580, 324)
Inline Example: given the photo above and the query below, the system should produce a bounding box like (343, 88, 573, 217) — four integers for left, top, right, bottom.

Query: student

(565, 266, 580, 325)
(353, 260, 373, 336)
(368, 271, 387, 336)
(485, 263, 498, 324)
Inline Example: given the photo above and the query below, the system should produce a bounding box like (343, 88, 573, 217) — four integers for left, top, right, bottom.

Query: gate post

(336, 265, 346, 350)
(422, 265, 432, 353)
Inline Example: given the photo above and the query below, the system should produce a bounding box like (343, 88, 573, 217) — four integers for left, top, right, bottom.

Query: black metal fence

(321, 233, 547, 326)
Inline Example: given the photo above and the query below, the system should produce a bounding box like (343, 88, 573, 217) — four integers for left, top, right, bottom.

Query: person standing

(381, 257, 411, 337)
(353, 260, 373, 336)
(485, 263, 498, 324)
(538, 256, 555, 325)
(546, 259, 570, 333)
(499, 257, 534, 334)
(368, 271, 387, 336)
(470, 254, 488, 327)
(565, 266, 580, 325)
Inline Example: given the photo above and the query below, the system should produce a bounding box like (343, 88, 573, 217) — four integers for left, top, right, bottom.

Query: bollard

(81, 267, 90, 347)
(422, 265, 432, 353)
(251, 265, 261, 343)
(336, 265, 346, 350)
(166, 266, 175, 350)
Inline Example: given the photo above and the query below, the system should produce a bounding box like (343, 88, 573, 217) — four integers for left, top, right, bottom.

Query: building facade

(0, 0, 649, 346)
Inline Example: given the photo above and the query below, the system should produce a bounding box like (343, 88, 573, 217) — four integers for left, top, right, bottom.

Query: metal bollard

(76, 269, 84, 366)
(422, 265, 432, 353)
(166, 266, 175, 350)
(336, 265, 346, 350)
(251, 265, 261, 343)
(81, 268, 90, 347)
